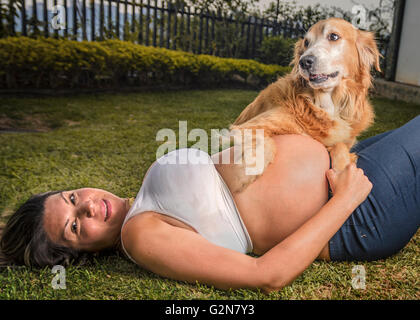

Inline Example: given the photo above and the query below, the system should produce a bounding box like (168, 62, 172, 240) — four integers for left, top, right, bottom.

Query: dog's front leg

(328, 142, 358, 171)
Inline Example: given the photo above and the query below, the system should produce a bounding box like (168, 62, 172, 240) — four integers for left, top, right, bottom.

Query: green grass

(0, 89, 419, 300)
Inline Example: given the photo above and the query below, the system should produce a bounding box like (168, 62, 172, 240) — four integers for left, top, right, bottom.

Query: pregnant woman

(1, 116, 419, 293)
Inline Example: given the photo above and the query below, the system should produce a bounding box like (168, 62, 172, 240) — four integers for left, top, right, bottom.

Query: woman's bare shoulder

(121, 211, 197, 252)
(121, 212, 160, 245)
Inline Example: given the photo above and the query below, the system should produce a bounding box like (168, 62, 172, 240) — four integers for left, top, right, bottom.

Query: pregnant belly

(231, 134, 331, 255)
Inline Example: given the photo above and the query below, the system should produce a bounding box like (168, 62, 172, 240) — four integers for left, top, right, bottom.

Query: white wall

(258, 0, 381, 12)
(395, 0, 420, 86)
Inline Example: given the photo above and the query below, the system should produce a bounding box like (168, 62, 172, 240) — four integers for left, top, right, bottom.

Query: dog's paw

(330, 142, 351, 171)
(231, 172, 259, 194)
(350, 152, 358, 164)
(332, 159, 348, 172)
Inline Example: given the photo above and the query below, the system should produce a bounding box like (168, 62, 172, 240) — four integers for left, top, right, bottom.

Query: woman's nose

(81, 200, 96, 218)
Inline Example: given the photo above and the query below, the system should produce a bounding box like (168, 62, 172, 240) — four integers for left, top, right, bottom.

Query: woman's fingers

(327, 161, 372, 205)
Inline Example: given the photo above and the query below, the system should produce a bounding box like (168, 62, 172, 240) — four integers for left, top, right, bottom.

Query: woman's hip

(329, 117, 420, 261)
(329, 194, 419, 261)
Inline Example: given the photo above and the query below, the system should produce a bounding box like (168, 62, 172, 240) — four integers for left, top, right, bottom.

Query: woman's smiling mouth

(103, 199, 112, 222)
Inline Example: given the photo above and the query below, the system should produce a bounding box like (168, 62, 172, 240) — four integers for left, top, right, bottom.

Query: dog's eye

(304, 39, 309, 47)
(328, 33, 340, 41)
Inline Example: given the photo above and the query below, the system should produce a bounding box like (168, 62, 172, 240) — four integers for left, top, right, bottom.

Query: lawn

(0, 89, 419, 300)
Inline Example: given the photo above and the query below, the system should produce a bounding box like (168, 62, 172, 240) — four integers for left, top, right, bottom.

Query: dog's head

(292, 18, 381, 90)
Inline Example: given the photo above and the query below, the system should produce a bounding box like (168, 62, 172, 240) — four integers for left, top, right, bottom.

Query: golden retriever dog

(228, 18, 381, 193)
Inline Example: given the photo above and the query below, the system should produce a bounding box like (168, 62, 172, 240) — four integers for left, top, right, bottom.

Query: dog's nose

(299, 55, 316, 70)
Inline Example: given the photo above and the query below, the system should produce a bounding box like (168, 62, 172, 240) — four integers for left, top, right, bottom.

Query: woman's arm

(257, 197, 354, 292)
(122, 163, 372, 293)
(121, 212, 262, 291)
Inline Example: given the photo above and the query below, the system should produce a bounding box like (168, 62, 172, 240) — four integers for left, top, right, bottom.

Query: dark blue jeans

(329, 115, 420, 261)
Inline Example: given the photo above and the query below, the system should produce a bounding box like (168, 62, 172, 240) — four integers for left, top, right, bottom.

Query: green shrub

(0, 37, 291, 89)
(257, 36, 297, 66)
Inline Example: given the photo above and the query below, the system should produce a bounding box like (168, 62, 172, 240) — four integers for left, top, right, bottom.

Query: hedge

(0, 37, 291, 90)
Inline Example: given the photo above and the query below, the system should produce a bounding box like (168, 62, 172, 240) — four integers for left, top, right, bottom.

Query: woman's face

(43, 188, 130, 252)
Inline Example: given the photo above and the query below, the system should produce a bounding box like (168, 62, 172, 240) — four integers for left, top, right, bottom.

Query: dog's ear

(291, 39, 305, 73)
(356, 30, 381, 72)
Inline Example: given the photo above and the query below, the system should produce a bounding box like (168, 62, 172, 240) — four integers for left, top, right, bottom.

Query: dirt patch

(314, 284, 333, 299)
(0, 116, 15, 128)
(0, 115, 51, 133)
(64, 120, 81, 127)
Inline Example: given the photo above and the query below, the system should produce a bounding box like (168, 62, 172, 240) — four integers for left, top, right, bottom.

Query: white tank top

(121, 148, 253, 263)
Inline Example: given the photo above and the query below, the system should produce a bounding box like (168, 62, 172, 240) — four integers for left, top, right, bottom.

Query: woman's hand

(326, 163, 373, 209)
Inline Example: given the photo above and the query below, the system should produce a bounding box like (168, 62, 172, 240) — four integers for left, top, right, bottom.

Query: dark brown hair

(0, 191, 81, 267)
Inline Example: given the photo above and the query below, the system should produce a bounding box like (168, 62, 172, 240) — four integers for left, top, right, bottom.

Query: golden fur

(228, 18, 381, 194)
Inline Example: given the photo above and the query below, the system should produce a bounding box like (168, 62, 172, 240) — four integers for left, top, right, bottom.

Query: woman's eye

(71, 221, 78, 233)
(328, 33, 340, 41)
(70, 193, 76, 205)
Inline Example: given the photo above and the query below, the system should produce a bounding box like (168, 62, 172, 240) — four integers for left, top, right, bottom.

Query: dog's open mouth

(309, 71, 339, 83)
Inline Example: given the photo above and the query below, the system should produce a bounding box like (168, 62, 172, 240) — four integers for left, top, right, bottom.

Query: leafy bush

(256, 36, 296, 66)
(0, 37, 291, 89)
